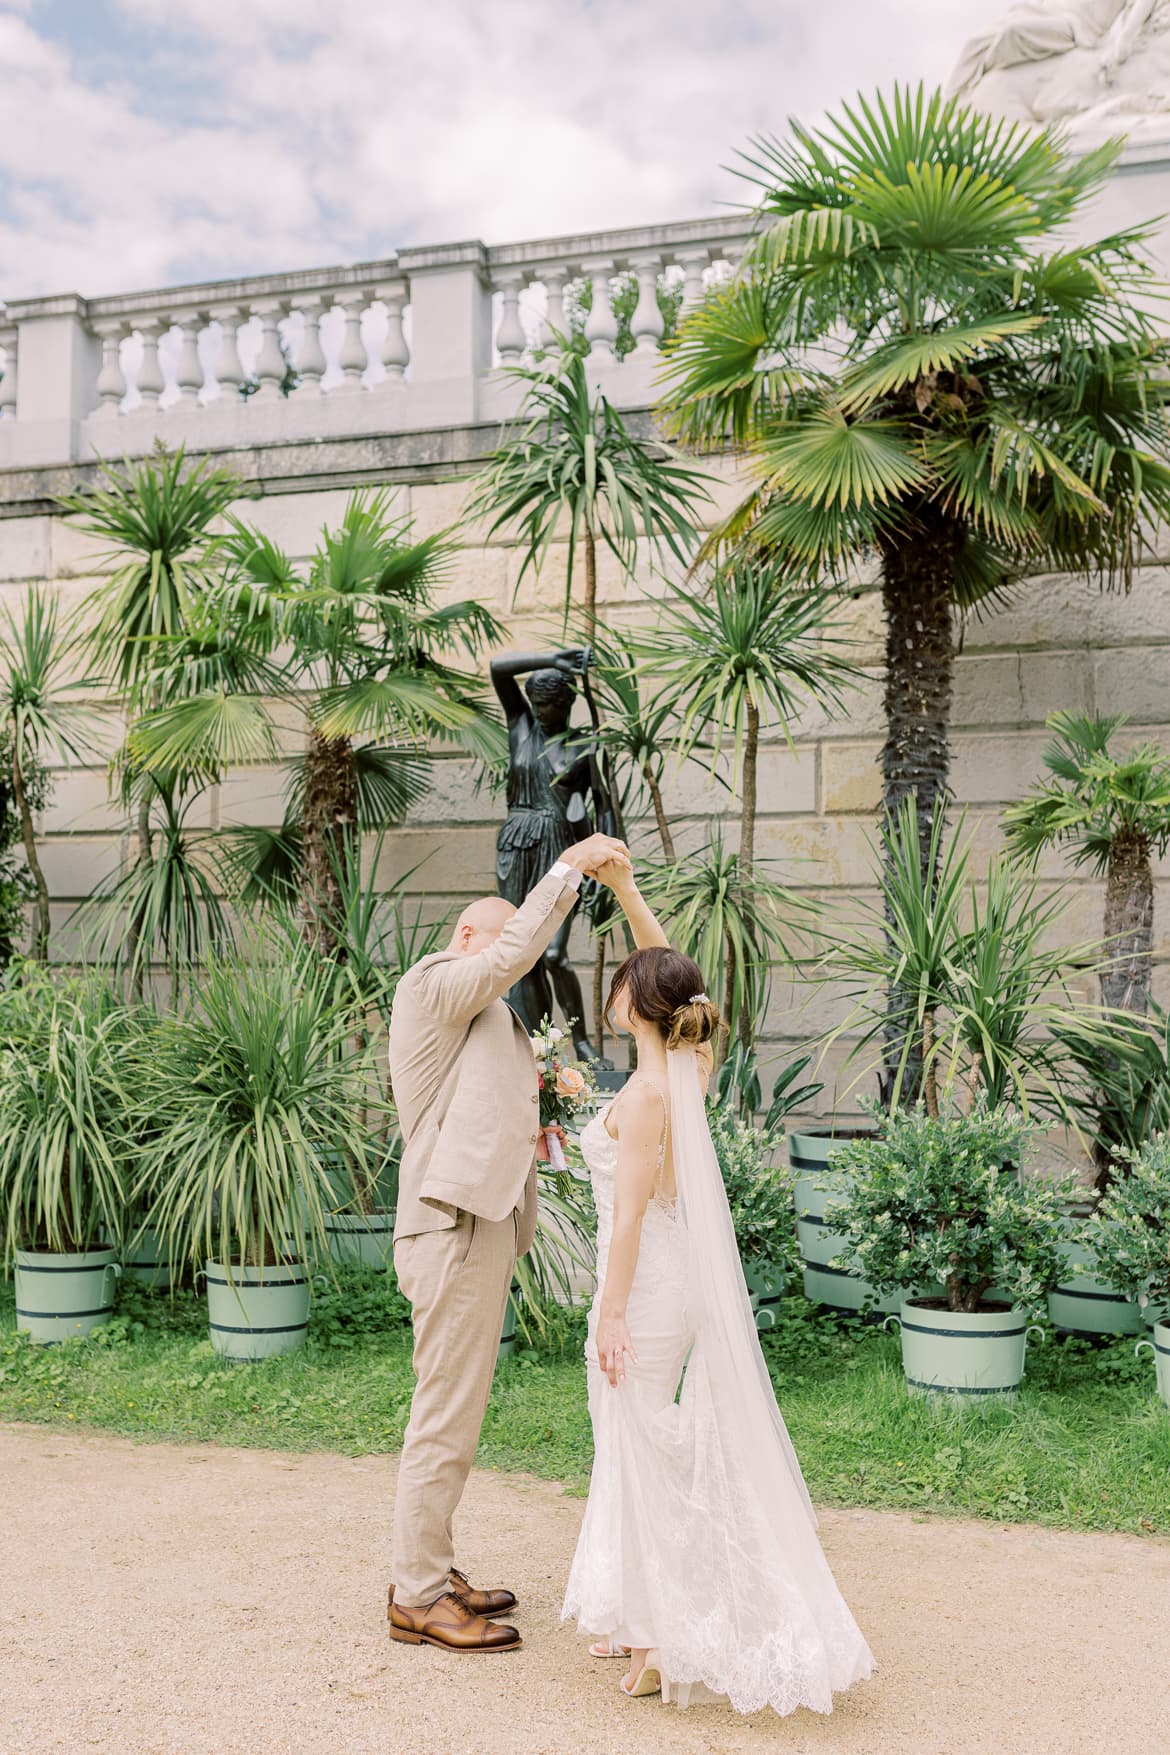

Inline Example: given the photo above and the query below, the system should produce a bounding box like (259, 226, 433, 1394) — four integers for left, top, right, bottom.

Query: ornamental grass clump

(828, 1105, 1071, 1317)
(1089, 1134, 1170, 1321)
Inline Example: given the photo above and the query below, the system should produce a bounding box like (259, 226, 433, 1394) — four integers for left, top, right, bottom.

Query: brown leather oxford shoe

(388, 1590, 522, 1652)
(387, 1570, 519, 1619)
(449, 1566, 518, 1617)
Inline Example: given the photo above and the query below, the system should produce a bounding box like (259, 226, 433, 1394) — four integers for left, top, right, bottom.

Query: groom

(387, 831, 630, 1653)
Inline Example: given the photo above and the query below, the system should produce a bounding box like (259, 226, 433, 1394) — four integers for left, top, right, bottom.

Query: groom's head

(448, 895, 517, 956)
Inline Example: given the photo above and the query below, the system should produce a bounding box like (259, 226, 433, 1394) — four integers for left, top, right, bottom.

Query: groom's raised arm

(415, 869, 580, 1026)
(410, 834, 628, 1027)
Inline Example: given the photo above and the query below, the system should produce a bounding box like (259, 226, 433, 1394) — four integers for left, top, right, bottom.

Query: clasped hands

(558, 832, 634, 882)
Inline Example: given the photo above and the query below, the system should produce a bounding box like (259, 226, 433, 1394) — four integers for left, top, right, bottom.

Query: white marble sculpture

(948, 0, 1170, 143)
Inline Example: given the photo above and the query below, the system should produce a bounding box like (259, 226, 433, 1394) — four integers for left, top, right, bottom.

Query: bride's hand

(592, 856, 635, 896)
(596, 1309, 638, 1387)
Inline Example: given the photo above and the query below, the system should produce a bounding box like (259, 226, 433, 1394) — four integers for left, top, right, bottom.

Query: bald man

(387, 832, 629, 1653)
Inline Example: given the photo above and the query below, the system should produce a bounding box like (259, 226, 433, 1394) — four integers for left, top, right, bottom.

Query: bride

(562, 863, 875, 1716)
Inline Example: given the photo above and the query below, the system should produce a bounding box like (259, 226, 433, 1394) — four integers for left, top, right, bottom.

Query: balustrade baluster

(251, 299, 288, 401)
(538, 267, 569, 351)
(136, 320, 166, 408)
(295, 297, 327, 397)
(91, 320, 127, 417)
(676, 247, 710, 310)
(494, 271, 527, 362)
(335, 293, 369, 394)
(375, 280, 409, 383)
(172, 311, 205, 409)
(0, 324, 19, 420)
(628, 252, 664, 355)
(581, 257, 618, 364)
(211, 304, 246, 400)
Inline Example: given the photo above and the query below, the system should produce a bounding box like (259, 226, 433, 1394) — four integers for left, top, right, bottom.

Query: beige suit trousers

(392, 1206, 518, 1608)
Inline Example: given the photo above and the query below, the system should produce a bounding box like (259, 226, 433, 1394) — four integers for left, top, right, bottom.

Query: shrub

(707, 1098, 795, 1267)
(1089, 1134, 1170, 1318)
(828, 1105, 1071, 1316)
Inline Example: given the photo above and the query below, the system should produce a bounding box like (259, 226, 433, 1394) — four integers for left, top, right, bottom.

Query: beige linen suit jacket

(388, 867, 580, 1253)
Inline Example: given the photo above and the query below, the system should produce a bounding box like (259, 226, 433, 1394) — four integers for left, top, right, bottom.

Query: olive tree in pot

(133, 937, 383, 1360)
(830, 1105, 1071, 1400)
(1088, 1136, 1170, 1407)
(0, 970, 127, 1342)
(708, 1047, 821, 1326)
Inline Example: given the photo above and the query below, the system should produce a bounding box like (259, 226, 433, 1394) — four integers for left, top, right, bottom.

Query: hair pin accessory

(690, 992, 711, 1005)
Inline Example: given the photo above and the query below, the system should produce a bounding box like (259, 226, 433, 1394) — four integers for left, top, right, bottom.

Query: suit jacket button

(530, 1092, 538, 1103)
(529, 1132, 538, 1144)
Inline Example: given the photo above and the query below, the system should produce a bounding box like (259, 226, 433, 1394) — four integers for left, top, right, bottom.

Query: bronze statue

(491, 647, 617, 1061)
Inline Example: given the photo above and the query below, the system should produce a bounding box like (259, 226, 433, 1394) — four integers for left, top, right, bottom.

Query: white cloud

(0, 0, 993, 299)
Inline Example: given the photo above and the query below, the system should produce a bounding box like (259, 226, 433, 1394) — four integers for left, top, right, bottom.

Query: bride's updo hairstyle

(605, 947, 719, 1050)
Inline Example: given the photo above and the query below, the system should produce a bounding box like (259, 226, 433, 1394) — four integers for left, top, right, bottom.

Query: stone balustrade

(0, 216, 748, 469)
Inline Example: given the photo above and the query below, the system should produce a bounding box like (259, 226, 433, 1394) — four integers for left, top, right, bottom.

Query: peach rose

(556, 1065, 586, 1100)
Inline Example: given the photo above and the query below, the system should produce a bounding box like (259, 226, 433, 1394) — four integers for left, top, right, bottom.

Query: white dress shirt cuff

(549, 860, 583, 891)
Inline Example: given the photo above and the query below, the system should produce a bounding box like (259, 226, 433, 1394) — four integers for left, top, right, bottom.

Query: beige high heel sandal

(620, 1650, 671, 1701)
(590, 1638, 631, 1659)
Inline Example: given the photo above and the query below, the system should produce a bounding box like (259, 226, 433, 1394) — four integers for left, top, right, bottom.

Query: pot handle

(1024, 1323, 1045, 1345)
(1135, 1339, 1155, 1360)
(882, 1313, 902, 1333)
(103, 1260, 123, 1301)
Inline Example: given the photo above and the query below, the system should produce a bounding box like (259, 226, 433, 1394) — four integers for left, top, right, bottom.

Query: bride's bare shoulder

(608, 1077, 666, 1139)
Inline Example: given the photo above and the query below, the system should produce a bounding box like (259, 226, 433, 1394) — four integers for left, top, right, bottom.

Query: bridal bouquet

(531, 1018, 596, 1174)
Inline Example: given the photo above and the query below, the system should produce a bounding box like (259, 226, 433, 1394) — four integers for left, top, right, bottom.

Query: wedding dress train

(561, 1048, 875, 1716)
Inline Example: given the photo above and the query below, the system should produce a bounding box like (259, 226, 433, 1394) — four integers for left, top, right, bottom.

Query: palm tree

(639, 555, 856, 1048)
(469, 343, 709, 632)
(57, 448, 247, 988)
(586, 622, 684, 861)
(663, 87, 1170, 893)
(0, 588, 97, 959)
(635, 833, 798, 1065)
(131, 492, 506, 952)
(1005, 713, 1170, 1017)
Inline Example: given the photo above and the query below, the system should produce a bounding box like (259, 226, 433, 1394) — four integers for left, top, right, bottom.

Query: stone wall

(2, 420, 1169, 1146)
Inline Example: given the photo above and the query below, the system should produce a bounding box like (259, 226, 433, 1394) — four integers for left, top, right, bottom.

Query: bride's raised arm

(593, 859, 669, 949)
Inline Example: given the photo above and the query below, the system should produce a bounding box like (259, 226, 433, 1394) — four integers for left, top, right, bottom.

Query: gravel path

(1, 1422, 1166, 1755)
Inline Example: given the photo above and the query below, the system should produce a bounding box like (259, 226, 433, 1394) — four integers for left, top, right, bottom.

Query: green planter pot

(894, 1297, 1039, 1401)
(789, 1128, 897, 1317)
(14, 1245, 121, 1344)
(122, 1226, 174, 1292)
(743, 1259, 786, 1331)
(497, 1280, 521, 1363)
(205, 1259, 310, 1360)
(1136, 1317, 1170, 1409)
(325, 1209, 396, 1270)
(1047, 1233, 1143, 1339)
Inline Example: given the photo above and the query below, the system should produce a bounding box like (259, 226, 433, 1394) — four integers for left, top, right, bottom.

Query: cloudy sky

(0, 0, 992, 300)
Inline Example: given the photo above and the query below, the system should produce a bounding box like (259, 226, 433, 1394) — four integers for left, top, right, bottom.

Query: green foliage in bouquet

(828, 1104, 1071, 1316)
(1089, 1134, 1170, 1318)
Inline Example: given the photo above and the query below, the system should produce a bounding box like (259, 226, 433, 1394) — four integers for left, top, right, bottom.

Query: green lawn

(1, 1270, 1167, 1537)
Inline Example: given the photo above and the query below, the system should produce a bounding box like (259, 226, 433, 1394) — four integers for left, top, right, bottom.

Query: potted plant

(0, 970, 126, 1343)
(1088, 1136, 1170, 1406)
(830, 1105, 1070, 1399)
(707, 1099, 792, 1329)
(814, 800, 1116, 1314)
(134, 937, 383, 1360)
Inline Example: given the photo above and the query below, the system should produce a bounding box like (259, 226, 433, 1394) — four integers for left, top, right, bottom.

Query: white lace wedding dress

(561, 1050, 875, 1717)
